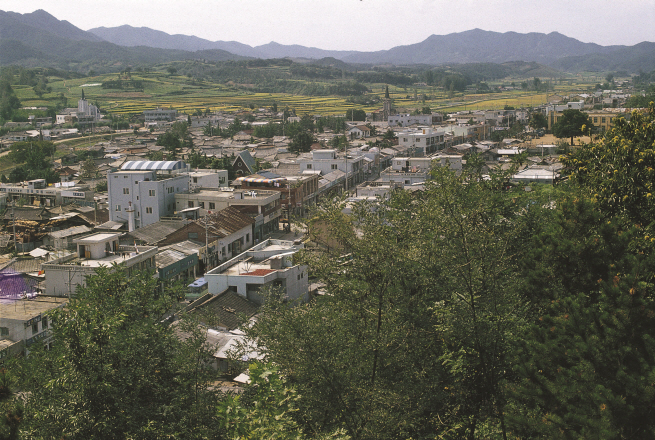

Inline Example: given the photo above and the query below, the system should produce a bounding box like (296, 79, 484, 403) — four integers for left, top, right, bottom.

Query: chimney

(127, 201, 135, 232)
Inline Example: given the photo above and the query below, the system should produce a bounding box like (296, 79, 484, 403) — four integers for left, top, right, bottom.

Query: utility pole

(11, 201, 17, 253)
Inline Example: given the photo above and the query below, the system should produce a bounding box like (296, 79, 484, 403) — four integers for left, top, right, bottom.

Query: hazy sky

(3, 0, 655, 51)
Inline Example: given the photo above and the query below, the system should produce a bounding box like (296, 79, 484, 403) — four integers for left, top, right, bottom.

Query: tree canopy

(552, 109, 592, 145)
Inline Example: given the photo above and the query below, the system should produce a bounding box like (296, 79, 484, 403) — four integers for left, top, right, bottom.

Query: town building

(107, 160, 189, 229)
(143, 107, 178, 123)
(0, 296, 68, 360)
(396, 127, 446, 156)
(297, 149, 365, 189)
(175, 189, 281, 241)
(205, 238, 308, 305)
(42, 232, 157, 297)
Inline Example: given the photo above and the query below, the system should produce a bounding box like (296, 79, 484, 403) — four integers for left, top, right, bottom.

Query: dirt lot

(533, 133, 593, 146)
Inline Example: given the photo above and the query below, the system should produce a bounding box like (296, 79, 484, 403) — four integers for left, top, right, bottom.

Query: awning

(235, 177, 287, 184)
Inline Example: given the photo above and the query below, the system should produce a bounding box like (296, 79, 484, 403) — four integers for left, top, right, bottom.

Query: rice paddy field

(13, 70, 599, 118)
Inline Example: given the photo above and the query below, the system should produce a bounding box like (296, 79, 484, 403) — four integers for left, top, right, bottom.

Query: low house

(205, 238, 308, 305)
(42, 232, 157, 297)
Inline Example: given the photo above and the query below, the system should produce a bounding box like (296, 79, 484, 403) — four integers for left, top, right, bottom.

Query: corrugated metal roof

(121, 160, 187, 171)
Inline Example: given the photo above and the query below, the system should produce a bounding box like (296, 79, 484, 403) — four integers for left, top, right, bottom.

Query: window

(115, 205, 121, 211)
(149, 190, 155, 196)
(32, 323, 39, 335)
(306, 164, 312, 169)
(188, 232, 198, 240)
(209, 202, 215, 209)
(594, 117, 598, 123)
(246, 233, 250, 243)
(123, 188, 129, 194)
(193, 177, 198, 183)
(42, 317, 48, 329)
(602, 117, 606, 123)
(199, 202, 205, 209)
(331, 164, 338, 170)
(146, 207, 153, 214)
(167, 187, 174, 194)
(0, 327, 8, 336)
(188, 201, 194, 208)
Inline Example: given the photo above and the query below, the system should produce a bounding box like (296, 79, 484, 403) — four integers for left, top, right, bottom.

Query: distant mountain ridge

(2, 9, 655, 73)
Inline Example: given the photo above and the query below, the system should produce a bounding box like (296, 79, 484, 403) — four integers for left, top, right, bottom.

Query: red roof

(241, 269, 276, 276)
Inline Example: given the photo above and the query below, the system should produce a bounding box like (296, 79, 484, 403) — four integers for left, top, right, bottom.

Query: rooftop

(0, 296, 67, 321)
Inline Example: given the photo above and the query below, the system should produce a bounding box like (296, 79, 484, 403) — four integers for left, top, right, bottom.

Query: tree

(562, 104, 655, 230)
(508, 197, 655, 439)
(421, 106, 431, 115)
(552, 109, 592, 145)
(15, 267, 221, 439)
(0, 368, 22, 440)
(245, 162, 534, 439)
(81, 158, 98, 178)
(345, 109, 366, 122)
(288, 131, 315, 153)
(528, 112, 548, 130)
(95, 180, 108, 192)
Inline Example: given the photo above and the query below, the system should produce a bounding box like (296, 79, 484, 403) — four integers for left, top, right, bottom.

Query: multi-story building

(298, 149, 365, 189)
(143, 107, 178, 123)
(388, 114, 433, 127)
(0, 179, 95, 207)
(175, 188, 281, 241)
(0, 296, 68, 360)
(397, 127, 446, 156)
(547, 109, 627, 134)
(107, 160, 189, 229)
(234, 171, 320, 217)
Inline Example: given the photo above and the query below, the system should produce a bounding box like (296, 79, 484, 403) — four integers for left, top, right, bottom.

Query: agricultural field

(13, 69, 602, 118)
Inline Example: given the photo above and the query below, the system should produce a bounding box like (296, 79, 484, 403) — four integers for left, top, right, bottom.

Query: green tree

(81, 158, 98, 178)
(528, 112, 548, 130)
(552, 109, 592, 145)
(246, 163, 533, 439)
(288, 130, 315, 153)
(508, 197, 655, 439)
(0, 368, 22, 440)
(15, 267, 221, 439)
(218, 362, 348, 440)
(421, 106, 432, 115)
(345, 109, 366, 122)
(562, 104, 655, 230)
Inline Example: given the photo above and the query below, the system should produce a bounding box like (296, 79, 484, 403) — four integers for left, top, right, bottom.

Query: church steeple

(385, 85, 390, 99)
(81, 89, 85, 101)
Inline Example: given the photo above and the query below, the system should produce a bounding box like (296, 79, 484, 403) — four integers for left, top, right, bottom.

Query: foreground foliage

(15, 267, 222, 440)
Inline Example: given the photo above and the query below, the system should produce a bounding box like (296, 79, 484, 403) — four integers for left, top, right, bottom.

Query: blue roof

(121, 160, 187, 171)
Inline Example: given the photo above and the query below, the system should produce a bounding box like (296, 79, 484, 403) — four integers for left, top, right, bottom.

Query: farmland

(9, 63, 601, 119)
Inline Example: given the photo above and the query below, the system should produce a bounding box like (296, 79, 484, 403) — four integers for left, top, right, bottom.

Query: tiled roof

(198, 206, 254, 238)
(187, 290, 259, 330)
(127, 220, 188, 245)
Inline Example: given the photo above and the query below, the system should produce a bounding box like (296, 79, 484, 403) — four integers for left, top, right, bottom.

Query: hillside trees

(8, 140, 58, 183)
(245, 162, 538, 439)
(156, 121, 193, 159)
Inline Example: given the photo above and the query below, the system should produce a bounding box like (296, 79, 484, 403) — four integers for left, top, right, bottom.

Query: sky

(3, 0, 655, 51)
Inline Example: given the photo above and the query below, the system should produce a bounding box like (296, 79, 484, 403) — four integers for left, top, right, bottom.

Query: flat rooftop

(0, 296, 68, 321)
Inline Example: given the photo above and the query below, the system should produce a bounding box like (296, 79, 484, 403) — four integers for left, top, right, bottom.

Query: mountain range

(2, 9, 655, 74)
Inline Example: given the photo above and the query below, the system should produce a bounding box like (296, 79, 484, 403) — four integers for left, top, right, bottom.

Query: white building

(188, 169, 228, 190)
(205, 238, 308, 305)
(0, 296, 68, 359)
(298, 149, 365, 189)
(397, 127, 445, 156)
(144, 108, 178, 123)
(388, 114, 433, 127)
(42, 233, 157, 297)
(107, 161, 189, 229)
